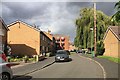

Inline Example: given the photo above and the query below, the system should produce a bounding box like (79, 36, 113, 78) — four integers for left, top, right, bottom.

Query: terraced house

(103, 26, 120, 58)
(0, 18, 8, 52)
(7, 20, 52, 60)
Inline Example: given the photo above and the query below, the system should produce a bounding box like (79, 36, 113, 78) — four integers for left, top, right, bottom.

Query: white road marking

(78, 54, 106, 79)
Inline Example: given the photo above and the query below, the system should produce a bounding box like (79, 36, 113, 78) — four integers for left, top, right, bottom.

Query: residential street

(1, 1, 120, 80)
(13, 53, 105, 80)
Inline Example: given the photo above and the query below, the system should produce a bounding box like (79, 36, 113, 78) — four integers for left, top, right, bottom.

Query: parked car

(0, 50, 13, 80)
(0, 50, 7, 62)
(65, 50, 70, 55)
(55, 50, 70, 62)
(70, 49, 76, 52)
(76, 50, 82, 54)
(0, 60, 13, 80)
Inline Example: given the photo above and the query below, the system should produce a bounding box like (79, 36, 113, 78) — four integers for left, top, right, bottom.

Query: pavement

(11, 62, 35, 69)
(80, 54, 119, 79)
(12, 56, 55, 77)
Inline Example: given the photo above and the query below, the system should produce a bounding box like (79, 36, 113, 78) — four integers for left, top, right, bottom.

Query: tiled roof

(104, 26, 120, 41)
(0, 17, 9, 30)
(53, 34, 70, 37)
(110, 26, 120, 40)
(7, 20, 40, 32)
(43, 31, 53, 40)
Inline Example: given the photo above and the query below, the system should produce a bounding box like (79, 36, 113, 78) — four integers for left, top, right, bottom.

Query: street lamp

(90, 27, 94, 58)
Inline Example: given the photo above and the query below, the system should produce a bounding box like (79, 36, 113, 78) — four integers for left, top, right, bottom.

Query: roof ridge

(109, 26, 120, 41)
(103, 26, 120, 41)
(0, 17, 9, 30)
(7, 20, 41, 32)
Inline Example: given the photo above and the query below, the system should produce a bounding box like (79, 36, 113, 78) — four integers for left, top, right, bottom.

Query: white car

(0, 58, 13, 80)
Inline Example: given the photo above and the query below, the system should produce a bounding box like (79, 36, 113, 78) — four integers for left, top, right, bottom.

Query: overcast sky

(1, 0, 118, 42)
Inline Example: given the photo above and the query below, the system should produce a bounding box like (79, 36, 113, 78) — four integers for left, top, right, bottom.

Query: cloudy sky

(1, 0, 118, 42)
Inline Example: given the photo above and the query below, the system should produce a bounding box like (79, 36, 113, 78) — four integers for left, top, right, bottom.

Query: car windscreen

(56, 51, 67, 54)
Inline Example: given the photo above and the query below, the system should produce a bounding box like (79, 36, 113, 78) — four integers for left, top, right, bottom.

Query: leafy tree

(74, 8, 110, 49)
(96, 41, 105, 55)
(112, 1, 120, 24)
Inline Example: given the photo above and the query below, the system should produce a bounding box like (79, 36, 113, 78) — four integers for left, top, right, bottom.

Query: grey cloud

(2, 2, 50, 22)
(66, 2, 91, 7)
(96, 2, 116, 16)
(1, 2, 116, 42)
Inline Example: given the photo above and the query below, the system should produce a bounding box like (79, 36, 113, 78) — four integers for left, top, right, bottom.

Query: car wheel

(2, 73, 10, 80)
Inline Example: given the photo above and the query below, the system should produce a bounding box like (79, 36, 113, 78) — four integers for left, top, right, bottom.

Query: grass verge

(97, 56, 120, 63)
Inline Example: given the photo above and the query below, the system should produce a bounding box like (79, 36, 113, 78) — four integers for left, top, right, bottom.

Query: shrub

(96, 41, 105, 55)
(28, 58, 36, 62)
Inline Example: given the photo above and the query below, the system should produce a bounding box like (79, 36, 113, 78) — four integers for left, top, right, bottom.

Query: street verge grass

(85, 54, 92, 57)
(70, 52, 75, 55)
(97, 56, 120, 63)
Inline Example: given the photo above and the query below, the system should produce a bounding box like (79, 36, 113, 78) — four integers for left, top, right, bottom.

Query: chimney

(48, 30, 51, 34)
(33, 24, 37, 28)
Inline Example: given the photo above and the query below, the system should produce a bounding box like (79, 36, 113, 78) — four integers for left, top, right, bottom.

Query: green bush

(28, 58, 36, 62)
(49, 52, 54, 57)
(98, 56, 120, 63)
(9, 58, 23, 62)
(96, 41, 105, 55)
(9, 58, 14, 62)
(8, 55, 36, 62)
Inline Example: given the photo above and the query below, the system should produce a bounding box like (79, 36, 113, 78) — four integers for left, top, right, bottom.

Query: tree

(96, 41, 105, 55)
(112, 1, 120, 24)
(74, 8, 110, 49)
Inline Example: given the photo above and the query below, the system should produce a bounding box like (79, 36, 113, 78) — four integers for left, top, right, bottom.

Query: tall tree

(112, 1, 120, 24)
(74, 8, 110, 49)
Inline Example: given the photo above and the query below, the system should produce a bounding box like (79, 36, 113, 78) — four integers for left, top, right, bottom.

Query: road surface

(26, 53, 104, 78)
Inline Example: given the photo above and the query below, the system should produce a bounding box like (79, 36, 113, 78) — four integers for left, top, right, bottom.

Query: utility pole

(94, 2, 97, 57)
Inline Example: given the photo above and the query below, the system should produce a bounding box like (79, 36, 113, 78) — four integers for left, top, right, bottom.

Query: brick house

(7, 20, 52, 58)
(53, 34, 70, 50)
(40, 31, 52, 55)
(0, 18, 8, 52)
(69, 42, 76, 51)
(43, 31, 56, 55)
(103, 26, 120, 58)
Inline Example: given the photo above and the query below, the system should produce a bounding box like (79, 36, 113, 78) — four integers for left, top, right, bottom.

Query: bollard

(36, 55, 39, 62)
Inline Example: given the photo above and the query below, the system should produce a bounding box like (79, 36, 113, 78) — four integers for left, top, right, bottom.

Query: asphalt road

(80, 54, 119, 78)
(25, 53, 104, 78)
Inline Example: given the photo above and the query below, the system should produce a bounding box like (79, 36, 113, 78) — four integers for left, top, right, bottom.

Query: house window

(0, 36, 2, 50)
(40, 34, 43, 40)
(43, 35, 45, 41)
(61, 43, 65, 47)
(40, 46, 42, 53)
(56, 37, 60, 42)
(44, 36, 46, 41)
(47, 47, 49, 52)
(0, 43, 2, 50)
(61, 37, 65, 42)
(42, 46, 45, 51)
(2, 44, 4, 51)
(63, 47, 65, 49)
(0, 29, 5, 36)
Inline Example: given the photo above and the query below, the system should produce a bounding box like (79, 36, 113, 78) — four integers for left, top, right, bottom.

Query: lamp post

(90, 27, 94, 58)
(94, 2, 97, 57)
